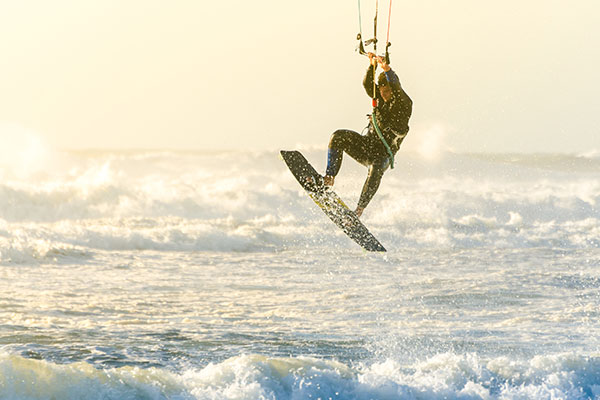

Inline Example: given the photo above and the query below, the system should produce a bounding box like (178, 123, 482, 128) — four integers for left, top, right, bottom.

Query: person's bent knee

(329, 129, 351, 149)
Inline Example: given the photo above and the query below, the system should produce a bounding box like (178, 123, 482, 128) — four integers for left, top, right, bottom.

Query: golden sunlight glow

(0, 1, 598, 153)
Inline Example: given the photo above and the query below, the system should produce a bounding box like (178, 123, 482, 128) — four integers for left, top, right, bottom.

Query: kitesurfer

(323, 52, 412, 217)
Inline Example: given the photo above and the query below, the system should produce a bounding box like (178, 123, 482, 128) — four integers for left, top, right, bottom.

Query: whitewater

(1, 145, 599, 399)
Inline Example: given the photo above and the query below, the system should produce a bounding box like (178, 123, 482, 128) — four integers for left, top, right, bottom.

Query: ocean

(1, 147, 599, 399)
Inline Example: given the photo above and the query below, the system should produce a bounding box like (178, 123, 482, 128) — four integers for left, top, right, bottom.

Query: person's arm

(383, 69, 402, 93)
(363, 64, 376, 98)
(376, 55, 403, 94)
(363, 53, 380, 98)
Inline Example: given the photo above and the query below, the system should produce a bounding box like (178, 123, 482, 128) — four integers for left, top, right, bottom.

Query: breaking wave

(1, 149, 599, 263)
(2, 351, 600, 399)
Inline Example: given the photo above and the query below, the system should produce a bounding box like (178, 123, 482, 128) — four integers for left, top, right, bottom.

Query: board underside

(281, 150, 386, 252)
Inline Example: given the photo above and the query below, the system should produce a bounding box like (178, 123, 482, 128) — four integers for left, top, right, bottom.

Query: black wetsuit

(326, 64, 412, 210)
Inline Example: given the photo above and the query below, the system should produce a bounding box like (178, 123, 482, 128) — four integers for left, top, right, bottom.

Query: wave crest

(2, 352, 600, 399)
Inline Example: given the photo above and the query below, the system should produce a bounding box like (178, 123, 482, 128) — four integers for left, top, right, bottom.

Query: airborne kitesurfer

(323, 52, 412, 217)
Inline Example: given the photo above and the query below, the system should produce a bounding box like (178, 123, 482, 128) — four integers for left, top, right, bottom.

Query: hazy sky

(1, 0, 598, 153)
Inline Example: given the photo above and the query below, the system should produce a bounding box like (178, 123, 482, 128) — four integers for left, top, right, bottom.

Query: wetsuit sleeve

(363, 64, 376, 98)
(384, 69, 402, 93)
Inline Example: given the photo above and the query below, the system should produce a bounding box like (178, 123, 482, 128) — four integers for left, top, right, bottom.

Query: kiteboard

(280, 150, 386, 252)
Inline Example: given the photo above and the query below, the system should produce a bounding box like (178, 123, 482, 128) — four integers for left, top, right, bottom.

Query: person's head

(378, 72, 393, 102)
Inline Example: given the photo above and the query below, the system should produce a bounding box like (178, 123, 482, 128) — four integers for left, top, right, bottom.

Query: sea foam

(1, 148, 599, 263)
(2, 351, 600, 399)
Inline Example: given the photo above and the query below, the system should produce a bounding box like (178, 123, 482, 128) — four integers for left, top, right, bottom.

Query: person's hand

(368, 53, 391, 71)
(376, 56, 391, 72)
(368, 52, 377, 66)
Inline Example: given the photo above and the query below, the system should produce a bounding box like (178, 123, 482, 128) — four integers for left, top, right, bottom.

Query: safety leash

(372, 110, 395, 169)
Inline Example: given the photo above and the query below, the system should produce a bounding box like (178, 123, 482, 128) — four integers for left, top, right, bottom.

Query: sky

(0, 0, 598, 154)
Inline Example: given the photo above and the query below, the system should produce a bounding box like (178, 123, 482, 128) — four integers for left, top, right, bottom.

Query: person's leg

(356, 158, 390, 215)
(325, 129, 371, 185)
